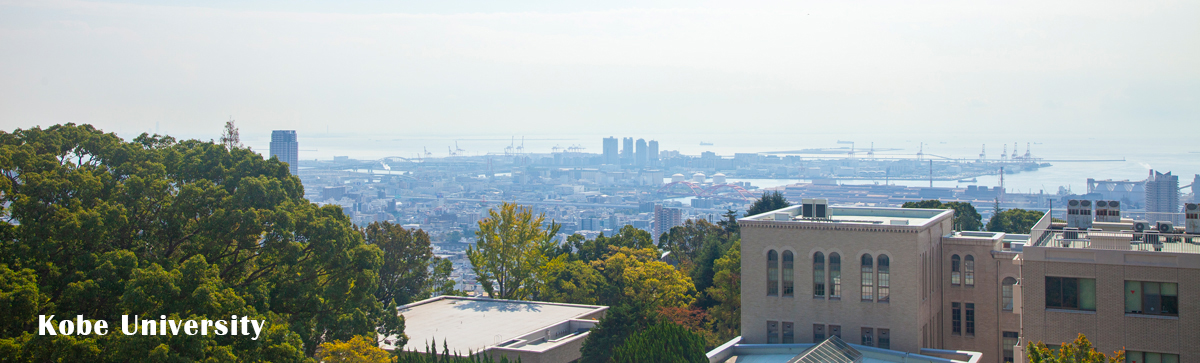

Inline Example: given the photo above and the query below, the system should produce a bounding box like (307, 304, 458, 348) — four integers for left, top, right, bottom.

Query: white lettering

(75, 315, 91, 335)
(201, 319, 212, 335)
(230, 316, 238, 335)
(122, 315, 138, 335)
(215, 320, 228, 335)
(58, 320, 74, 335)
(39, 315, 56, 335)
(95, 319, 108, 335)
(184, 320, 198, 335)
(249, 320, 265, 340)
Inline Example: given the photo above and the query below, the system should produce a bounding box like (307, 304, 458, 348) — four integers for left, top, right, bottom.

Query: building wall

(740, 214, 951, 354)
(940, 237, 1022, 363)
(1021, 246, 1200, 362)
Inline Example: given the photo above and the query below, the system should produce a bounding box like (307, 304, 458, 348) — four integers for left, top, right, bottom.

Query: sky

(1, 0, 1198, 145)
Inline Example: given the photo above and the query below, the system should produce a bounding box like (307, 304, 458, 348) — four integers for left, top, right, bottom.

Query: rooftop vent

(802, 198, 830, 219)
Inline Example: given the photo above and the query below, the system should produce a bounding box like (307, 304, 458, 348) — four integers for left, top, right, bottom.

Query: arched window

(767, 250, 779, 296)
(782, 251, 794, 297)
(813, 252, 826, 298)
(878, 255, 890, 302)
(951, 255, 961, 286)
(1002, 277, 1017, 311)
(829, 253, 841, 299)
(861, 254, 874, 301)
(965, 255, 975, 287)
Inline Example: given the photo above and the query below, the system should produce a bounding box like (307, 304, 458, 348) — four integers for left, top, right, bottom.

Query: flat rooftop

(390, 296, 606, 354)
(742, 205, 951, 228)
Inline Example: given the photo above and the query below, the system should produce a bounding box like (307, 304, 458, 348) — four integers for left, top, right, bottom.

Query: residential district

(270, 130, 1199, 363)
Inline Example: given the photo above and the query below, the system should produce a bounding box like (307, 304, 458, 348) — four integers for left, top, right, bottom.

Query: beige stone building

(740, 199, 1197, 363)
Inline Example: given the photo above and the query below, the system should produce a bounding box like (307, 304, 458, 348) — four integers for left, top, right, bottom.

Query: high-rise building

(648, 140, 659, 166)
(602, 137, 619, 165)
(621, 137, 633, 165)
(1145, 170, 1180, 223)
(653, 204, 682, 238)
(270, 130, 299, 176)
(1192, 174, 1199, 203)
(635, 138, 648, 167)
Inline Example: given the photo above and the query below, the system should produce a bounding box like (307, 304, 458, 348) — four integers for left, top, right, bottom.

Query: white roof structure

(384, 296, 607, 355)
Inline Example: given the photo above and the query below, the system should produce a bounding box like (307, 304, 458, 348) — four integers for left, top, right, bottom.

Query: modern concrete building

(384, 296, 607, 363)
(635, 138, 648, 167)
(621, 137, 633, 165)
(707, 336, 981, 363)
(740, 198, 1200, 363)
(1020, 212, 1198, 363)
(269, 130, 299, 176)
(602, 137, 618, 165)
(648, 140, 659, 166)
(1145, 170, 1180, 224)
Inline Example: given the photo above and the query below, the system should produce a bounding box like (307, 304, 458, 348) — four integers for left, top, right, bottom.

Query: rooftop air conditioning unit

(1132, 220, 1151, 233)
(1067, 200, 1092, 229)
(1186, 203, 1199, 234)
(802, 198, 815, 218)
(814, 199, 830, 219)
(1156, 221, 1174, 234)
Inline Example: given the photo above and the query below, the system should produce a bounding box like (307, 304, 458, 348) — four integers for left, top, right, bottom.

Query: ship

(700, 142, 714, 146)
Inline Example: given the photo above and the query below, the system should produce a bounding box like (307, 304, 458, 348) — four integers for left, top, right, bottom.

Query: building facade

(269, 130, 299, 176)
(602, 137, 618, 165)
(741, 199, 1200, 363)
(1145, 170, 1180, 224)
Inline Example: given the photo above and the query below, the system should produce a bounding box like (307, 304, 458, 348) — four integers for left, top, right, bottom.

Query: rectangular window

(1125, 281, 1178, 315)
(1045, 277, 1096, 311)
(1003, 332, 1019, 363)
(813, 324, 826, 343)
(878, 329, 890, 350)
(861, 328, 874, 347)
(782, 254, 794, 297)
(829, 325, 841, 339)
(782, 322, 794, 344)
(862, 264, 874, 302)
(951, 302, 962, 335)
(767, 321, 779, 344)
(965, 303, 975, 336)
(1126, 351, 1180, 363)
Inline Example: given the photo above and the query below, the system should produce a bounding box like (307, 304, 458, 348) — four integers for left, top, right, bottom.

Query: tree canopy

(988, 208, 1045, 234)
(611, 321, 707, 363)
(467, 202, 560, 300)
(747, 190, 790, 216)
(902, 200, 984, 231)
(0, 124, 401, 361)
(1027, 334, 1124, 363)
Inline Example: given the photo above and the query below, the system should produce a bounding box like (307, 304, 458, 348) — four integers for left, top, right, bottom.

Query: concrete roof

(742, 205, 952, 228)
(391, 296, 606, 354)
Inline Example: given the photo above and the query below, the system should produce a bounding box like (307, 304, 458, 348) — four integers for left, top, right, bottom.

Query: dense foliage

(0, 124, 401, 361)
(468, 203, 560, 300)
(987, 208, 1045, 234)
(611, 321, 707, 363)
(315, 335, 393, 363)
(395, 340, 521, 363)
(1027, 334, 1124, 363)
(902, 200, 984, 231)
(746, 190, 790, 216)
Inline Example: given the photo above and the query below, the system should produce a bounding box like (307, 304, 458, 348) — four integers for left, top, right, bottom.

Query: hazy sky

(2, 0, 1198, 141)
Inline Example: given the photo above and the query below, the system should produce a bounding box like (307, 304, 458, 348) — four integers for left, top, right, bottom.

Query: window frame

(767, 320, 780, 344)
(782, 251, 794, 297)
(1002, 277, 1017, 311)
(829, 253, 841, 299)
(964, 255, 975, 287)
(951, 302, 962, 335)
(1045, 276, 1096, 311)
(861, 327, 874, 347)
(813, 252, 826, 298)
(1125, 280, 1178, 316)
(767, 250, 779, 296)
(878, 328, 890, 350)
(951, 254, 961, 286)
(877, 255, 890, 302)
(861, 254, 874, 302)
(965, 303, 975, 336)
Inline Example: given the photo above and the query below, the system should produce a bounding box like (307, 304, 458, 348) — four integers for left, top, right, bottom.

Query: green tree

(902, 200, 984, 231)
(593, 247, 696, 309)
(535, 255, 606, 305)
(611, 321, 707, 363)
(366, 221, 433, 306)
(1027, 334, 1124, 363)
(560, 225, 654, 263)
(0, 124, 401, 360)
(315, 335, 394, 363)
(988, 208, 1045, 234)
(705, 241, 740, 340)
(579, 301, 659, 363)
(716, 209, 740, 236)
(219, 119, 242, 150)
(425, 257, 462, 298)
(467, 203, 560, 300)
(747, 190, 790, 216)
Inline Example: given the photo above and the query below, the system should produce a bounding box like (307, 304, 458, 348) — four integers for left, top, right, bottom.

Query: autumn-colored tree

(316, 335, 394, 363)
(1027, 334, 1124, 363)
(593, 247, 696, 309)
(468, 202, 560, 300)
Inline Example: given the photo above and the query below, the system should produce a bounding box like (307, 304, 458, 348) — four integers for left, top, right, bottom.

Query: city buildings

(269, 130, 299, 175)
(602, 137, 618, 165)
(621, 137, 633, 165)
(635, 138, 647, 167)
(739, 198, 1200, 362)
(648, 140, 659, 167)
(1145, 170, 1181, 224)
(654, 204, 683, 238)
(383, 296, 607, 363)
